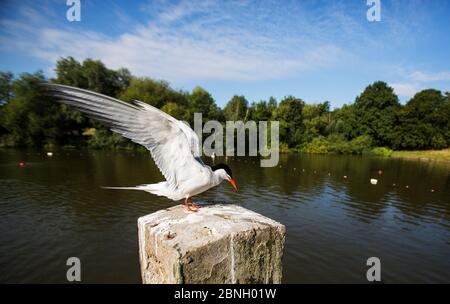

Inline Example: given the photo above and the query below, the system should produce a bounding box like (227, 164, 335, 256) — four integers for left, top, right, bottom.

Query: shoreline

(389, 149, 450, 163)
(1, 146, 450, 163)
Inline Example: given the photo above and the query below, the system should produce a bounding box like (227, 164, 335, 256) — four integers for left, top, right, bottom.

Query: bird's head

(211, 163, 238, 191)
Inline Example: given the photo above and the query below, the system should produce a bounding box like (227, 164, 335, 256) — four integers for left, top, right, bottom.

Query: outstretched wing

(42, 83, 204, 191)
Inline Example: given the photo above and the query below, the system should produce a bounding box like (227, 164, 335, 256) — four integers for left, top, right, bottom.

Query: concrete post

(138, 204, 285, 284)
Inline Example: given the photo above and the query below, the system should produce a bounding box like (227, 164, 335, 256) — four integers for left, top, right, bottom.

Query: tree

(0, 71, 14, 105)
(302, 101, 330, 140)
(54, 57, 130, 97)
(119, 77, 187, 109)
(331, 104, 359, 140)
(188, 86, 222, 122)
(0, 71, 14, 138)
(223, 95, 248, 121)
(274, 96, 305, 148)
(249, 99, 274, 122)
(161, 102, 189, 121)
(354, 81, 400, 146)
(1, 55, 448, 152)
(1, 72, 61, 146)
(392, 89, 449, 149)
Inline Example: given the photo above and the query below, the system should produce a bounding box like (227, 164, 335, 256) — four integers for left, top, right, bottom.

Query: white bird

(43, 83, 238, 212)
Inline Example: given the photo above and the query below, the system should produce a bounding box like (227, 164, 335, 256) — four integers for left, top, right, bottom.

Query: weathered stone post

(138, 204, 285, 284)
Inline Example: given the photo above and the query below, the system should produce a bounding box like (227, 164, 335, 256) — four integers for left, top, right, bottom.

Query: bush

(87, 128, 129, 149)
(279, 142, 291, 153)
(371, 147, 393, 157)
(302, 134, 373, 155)
(301, 136, 329, 154)
(349, 135, 373, 154)
(328, 134, 351, 154)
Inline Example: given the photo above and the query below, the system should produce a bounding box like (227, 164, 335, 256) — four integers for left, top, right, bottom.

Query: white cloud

(391, 83, 420, 97)
(390, 68, 450, 98)
(0, 2, 346, 83)
(410, 71, 450, 82)
(156, 0, 214, 23)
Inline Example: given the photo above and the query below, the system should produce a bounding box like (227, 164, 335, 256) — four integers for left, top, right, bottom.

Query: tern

(43, 83, 238, 212)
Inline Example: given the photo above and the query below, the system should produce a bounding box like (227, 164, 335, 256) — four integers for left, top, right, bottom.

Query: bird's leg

(184, 197, 198, 212)
(190, 197, 201, 210)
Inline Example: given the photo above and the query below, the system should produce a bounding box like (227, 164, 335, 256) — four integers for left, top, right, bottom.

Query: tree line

(0, 57, 449, 154)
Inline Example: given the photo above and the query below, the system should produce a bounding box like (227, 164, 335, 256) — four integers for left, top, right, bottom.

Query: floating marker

(378, 170, 383, 175)
(343, 175, 347, 179)
(370, 178, 378, 185)
(19, 161, 26, 167)
(46, 152, 53, 157)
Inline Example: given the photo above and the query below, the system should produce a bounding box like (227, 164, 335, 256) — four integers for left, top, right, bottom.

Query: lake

(0, 149, 449, 283)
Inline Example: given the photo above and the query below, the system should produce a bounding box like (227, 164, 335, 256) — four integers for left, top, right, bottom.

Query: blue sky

(0, 0, 449, 108)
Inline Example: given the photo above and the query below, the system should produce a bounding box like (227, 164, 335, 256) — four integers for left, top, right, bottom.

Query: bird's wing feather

(42, 83, 204, 191)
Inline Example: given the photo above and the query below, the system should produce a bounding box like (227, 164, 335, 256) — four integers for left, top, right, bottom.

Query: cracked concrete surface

(138, 204, 285, 284)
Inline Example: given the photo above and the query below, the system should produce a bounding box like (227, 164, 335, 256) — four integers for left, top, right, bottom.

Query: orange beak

(228, 176, 238, 191)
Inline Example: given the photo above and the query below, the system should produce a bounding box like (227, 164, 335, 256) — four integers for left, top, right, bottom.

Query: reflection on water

(0, 149, 449, 283)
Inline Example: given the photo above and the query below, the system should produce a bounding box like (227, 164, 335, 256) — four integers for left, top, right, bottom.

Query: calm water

(0, 149, 449, 283)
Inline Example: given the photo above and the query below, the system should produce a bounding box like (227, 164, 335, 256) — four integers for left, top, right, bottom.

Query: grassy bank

(390, 148, 450, 162)
(295, 145, 450, 163)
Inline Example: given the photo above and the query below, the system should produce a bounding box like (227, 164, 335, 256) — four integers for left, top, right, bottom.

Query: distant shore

(289, 147, 450, 163)
(389, 149, 450, 163)
(1, 145, 450, 163)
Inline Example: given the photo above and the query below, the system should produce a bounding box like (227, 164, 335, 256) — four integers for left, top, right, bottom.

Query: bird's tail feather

(102, 182, 175, 199)
(102, 186, 142, 190)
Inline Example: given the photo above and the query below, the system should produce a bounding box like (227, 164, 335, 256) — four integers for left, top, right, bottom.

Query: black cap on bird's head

(211, 163, 232, 178)
(211, 163, 237, 191)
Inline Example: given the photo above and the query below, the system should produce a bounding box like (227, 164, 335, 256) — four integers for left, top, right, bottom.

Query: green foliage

(0, 71, 14, 105)
(87, 128, 130, 149)
(392, 89, 449, 150)
(274, 96, 305, 148)
(223, 95, 248, 121)
(302, 101, 331, 142)
(327, 134, 352, 154)
(0, 59, 448, 153)
(348, 135, 373, 154)
(330, 104, 359, 140)
(119, 77, 187, 108)
(160, 102, 189, 121)
(188, 87, 222, 121)
(353, 81, 400, 146)
(55, 57, 130, 97)
(0, 71, 14, 138)
(301, 136, 329, 154)
(302, 134, 373, 155)
(1, 72, 61, 146)
(371, 147, 393, 157)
